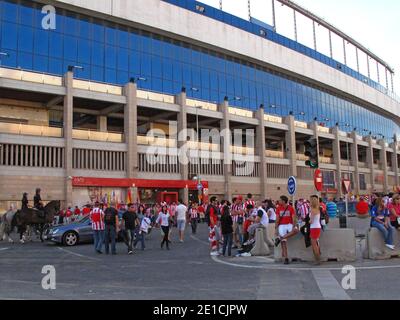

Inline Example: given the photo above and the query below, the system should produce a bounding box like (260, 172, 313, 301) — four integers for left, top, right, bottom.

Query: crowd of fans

(49, 191, 400, 264)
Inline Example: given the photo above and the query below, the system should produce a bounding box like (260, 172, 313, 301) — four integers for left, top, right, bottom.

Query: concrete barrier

(250, 228, 271, 256)
(363, 228, 400, 260)
(274, 229, 356, 262)
(329, 217, 370, 236)
(267, 224, 275, 247)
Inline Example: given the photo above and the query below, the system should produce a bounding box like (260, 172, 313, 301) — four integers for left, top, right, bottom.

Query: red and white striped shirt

(244, 199, 256, 209)
(231, 203, 244, 223)
(90, 207, 105, 231)
(190, 208, 198, 219)
(297, 202, 310, 220)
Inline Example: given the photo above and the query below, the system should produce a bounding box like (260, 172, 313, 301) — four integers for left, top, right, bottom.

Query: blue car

(45, 215, 94, 246)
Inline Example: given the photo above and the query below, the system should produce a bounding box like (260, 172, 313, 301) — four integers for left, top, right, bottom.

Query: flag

(127, 188, 132, 204)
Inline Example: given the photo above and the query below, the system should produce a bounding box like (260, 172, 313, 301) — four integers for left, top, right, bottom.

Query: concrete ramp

(274, 229, 356, 262)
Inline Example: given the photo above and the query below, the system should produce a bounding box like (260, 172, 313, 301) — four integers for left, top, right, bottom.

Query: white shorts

(278, 224, 294, 239)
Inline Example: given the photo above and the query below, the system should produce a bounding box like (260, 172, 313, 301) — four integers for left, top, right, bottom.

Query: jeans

(134, 228, 145, 250)
(93, 230, 104, 252)
(104, 225, 116, 254)
(124, 229, 135, 252)
(161, 226, 170, 248)
(191, 218, 197, 234)
(222, 233, 233, 256)
(371, 221, 394, 245)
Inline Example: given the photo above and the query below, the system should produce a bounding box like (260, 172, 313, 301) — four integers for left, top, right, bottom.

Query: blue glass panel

(92, 65, 104, 82)
(105, 25, 116, 45)
(91, 41, 104, 66)
(105, 68, 116, 83)
(117, 28, 129, 48)
(117, 47, 129, 71)
(151, 56, 162, 77)
(92, 20, 104, 43)
(2, 22, 18, 50)
(64, 14, 79, 36)
(79, 18, 91, 39)
(34, 28, 49, 56)
(18, 25, 34, 52)
(49, 32, 63, 58)
(33, 55, 48, 73)
(19, 2, 33, 26)
(18, 51, 32, 69)
(48, 58, 63, 74)
(162, 58, 173, 80)
(77, 38, 91, 64)
(105, 44, 117, 69)
(2, 1, 17, 22)
(64, 35, 77, 60)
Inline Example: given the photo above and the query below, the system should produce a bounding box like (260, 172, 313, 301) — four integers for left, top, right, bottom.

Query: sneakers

(128, 250, 133, 255)
(210, 251, 220, 256)
(385, 244, 395, 250)
(275, 237, 281, 247)
(241, 252, 252, 257)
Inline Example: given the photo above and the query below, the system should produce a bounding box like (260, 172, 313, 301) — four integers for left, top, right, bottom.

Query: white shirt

(157, 212, 170, 227)
(310, 210, 321, 229)
(267, 208, 276, 221)
(257, 207, 269, 227)
(140, 217, 152, 233)
(176, 204, 187, 221)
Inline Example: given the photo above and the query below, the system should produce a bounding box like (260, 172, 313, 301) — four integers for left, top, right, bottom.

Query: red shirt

(388, 203, 400, 222)
(74, 208, 81, 215)
(243, 219, 253, 233)
(276, 205, 296, 225)
(356, 201, 369, 215)
(82, 207, 91, 216)
(66, 209, 72, 217)
(90, 208, 105, 230)
(209, 207, 217, 227)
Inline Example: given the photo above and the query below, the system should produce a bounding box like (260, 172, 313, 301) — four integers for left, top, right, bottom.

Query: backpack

(104, 208, 116, 224)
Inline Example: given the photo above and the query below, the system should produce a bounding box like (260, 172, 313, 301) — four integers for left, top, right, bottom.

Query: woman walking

(309, 195, 322, 265)
(220, 205, 233, 257)
(189, 202, 199, 234)
(156, 204, 172, 250)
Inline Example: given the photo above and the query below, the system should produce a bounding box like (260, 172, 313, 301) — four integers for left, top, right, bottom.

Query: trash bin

(339, 215, 347, 229)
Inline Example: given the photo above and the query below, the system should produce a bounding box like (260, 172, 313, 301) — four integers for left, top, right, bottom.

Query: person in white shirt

(176, 199, 188, 242)
(247, 201, 273, 246)
(309, 195, 322, 265)
(156, 205, 172, 250)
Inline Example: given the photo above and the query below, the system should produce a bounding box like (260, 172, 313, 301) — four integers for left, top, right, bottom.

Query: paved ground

(1, 223, 400, 300)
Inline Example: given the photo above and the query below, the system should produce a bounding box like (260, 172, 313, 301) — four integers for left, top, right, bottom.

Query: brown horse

(13, 200, 60, 242)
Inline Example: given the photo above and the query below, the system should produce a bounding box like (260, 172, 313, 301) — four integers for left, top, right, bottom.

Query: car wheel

(63, 231, 78, 246)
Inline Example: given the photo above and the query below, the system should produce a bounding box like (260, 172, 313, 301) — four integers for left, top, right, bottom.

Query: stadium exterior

(1, 0, 400, 209)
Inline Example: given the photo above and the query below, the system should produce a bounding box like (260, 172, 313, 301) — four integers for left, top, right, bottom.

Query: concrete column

(350, 131, 361, 196)
(332, 127, 343, 199)
(284, 115, 297, 178)
(124, 82, 138, 179)
(366, 136, 375, 193)
(257, 107, 267, 199)
(176, 91, 188, 182)
(97, 116, 107, 132)
(219, 99, 232, 201)
(63, 71, 73, 208)
(379, 139, 389, 193)
(390, 140, 399, 188)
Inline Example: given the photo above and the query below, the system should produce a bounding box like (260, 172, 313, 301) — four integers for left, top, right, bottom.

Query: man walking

(122, 204, 139, 255)
(104, 202, 119, 255)
(176, 199, 188, 242)
(90, 202, 105, 254)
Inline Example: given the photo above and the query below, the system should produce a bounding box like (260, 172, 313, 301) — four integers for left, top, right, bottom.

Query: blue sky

(200, 0, 400, 94)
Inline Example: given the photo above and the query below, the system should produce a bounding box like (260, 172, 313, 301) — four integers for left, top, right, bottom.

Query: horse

(0, 209, 18, 243)
(13, 200, 60, 243)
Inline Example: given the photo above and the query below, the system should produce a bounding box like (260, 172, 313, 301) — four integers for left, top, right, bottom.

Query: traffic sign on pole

(343, 179, 351, 194)
(314, 169, 323, 192)
(287, 176, 297, 196)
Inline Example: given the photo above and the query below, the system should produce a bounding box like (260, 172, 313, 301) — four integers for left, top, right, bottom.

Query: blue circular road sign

(197, 183, 203, 191)
(287, 176, 297, 196)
